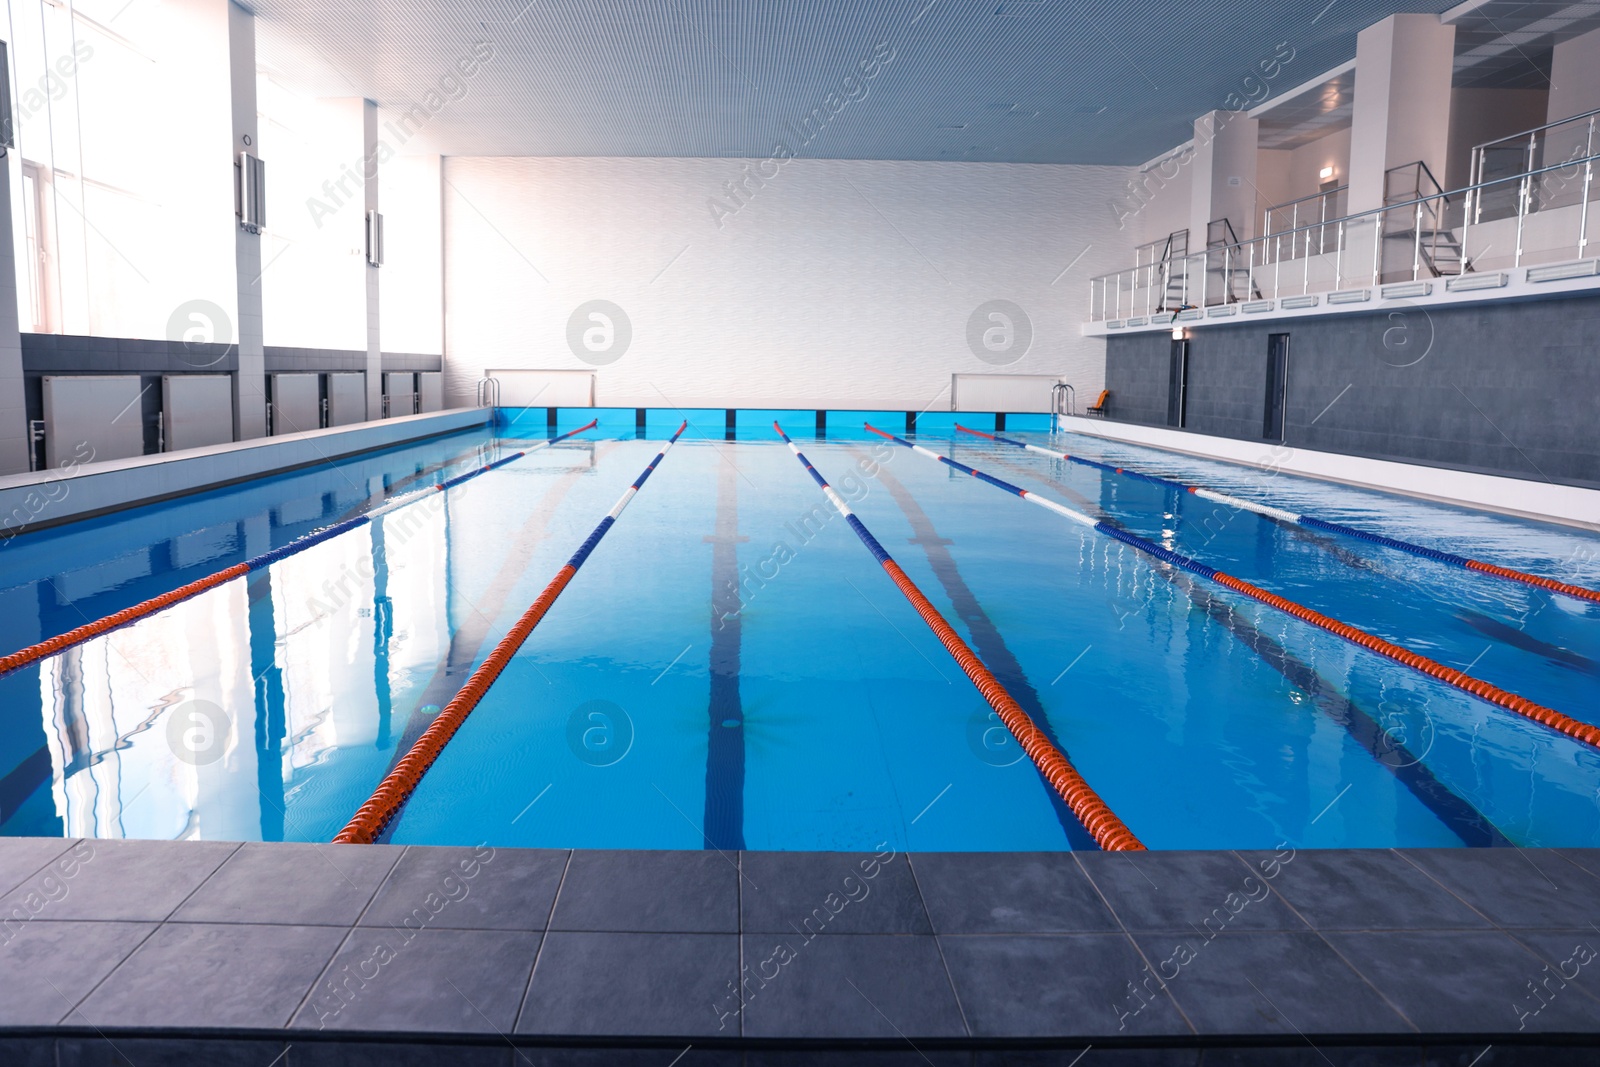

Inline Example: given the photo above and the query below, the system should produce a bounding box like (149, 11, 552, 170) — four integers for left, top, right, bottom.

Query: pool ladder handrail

(476, 376, 501, 408)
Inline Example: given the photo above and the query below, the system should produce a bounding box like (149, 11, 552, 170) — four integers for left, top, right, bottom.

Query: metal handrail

(1089, 148, 1600, 320)
(1052, 382, 1076, 416)
(1473, 103, 1600, 155)
(1092, 149, 1600, 285)
(475, 376, 501, 408)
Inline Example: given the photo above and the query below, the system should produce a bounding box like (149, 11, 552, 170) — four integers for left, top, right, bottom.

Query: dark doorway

(1263, 333, 1289, 441)
(1167, 339, 1189, 428)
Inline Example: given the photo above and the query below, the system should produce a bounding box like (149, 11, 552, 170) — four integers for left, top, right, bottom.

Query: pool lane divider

(774, 422, 1145, 852)
(956, 424, 1600, 605)
(0, 420, 600, 681)
(871, 424, 1600, 751)
(333, 421, 688, 844)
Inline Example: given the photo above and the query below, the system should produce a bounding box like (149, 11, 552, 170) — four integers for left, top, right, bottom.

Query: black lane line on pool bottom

(369, 450, 609, 840)
(703, 456, 748, 851)
(978, 448, 1512, 848)
(853, 448, 1098, 850)
(247, 569, 289, 842)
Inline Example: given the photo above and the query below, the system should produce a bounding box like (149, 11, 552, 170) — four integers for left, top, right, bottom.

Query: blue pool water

(1, 413, 1597, 851)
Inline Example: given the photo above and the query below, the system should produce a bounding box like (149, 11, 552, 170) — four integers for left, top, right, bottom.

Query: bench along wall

(1102, 292, 1600, 490)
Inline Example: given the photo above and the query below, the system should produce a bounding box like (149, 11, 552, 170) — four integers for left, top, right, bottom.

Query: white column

(362, 101, 383, 420)
(1188, 110, 1260, 243)
(1348, 14, 1456, 214)
(229, 1, 266, 440)
(1548, 25, 1600, 124)
(0, 154, 30, 473)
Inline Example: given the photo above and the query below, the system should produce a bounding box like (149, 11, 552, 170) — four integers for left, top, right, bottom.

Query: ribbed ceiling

(250, 0, 1461, 165)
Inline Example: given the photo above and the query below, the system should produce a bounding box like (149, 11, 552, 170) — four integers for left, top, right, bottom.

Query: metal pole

(1335, 220, 1344, 289)
(1376, 211, 1388, 286)
(1413, 201, 1424, 281)
(1515, 173, 1529, 267)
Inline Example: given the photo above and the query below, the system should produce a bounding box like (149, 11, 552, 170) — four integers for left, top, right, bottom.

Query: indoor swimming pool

(2, 411, 1597, 852)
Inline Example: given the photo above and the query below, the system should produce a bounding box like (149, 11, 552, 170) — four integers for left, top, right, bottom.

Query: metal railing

(1052, 382, 1076, 416)
(1263, 185, 1347, 255)
(1089, 150, 1600, 321)
(1471, 105, 1600, 222)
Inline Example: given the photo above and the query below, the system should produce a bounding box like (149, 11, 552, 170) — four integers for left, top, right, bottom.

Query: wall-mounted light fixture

(1319, 165, 1335, 181)
(236, 152, 266, 234)
(1172, 325, 1187, 341)
(365, 209, 384, 267)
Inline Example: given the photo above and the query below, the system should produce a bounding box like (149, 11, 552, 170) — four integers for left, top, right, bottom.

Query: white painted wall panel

(417, 372, 444, 412)
(383, 372, 416, 417)
(487, 369, 594, 407)
(443, 157, 1132, 410)
(162, 374, 234, 452)
(951, 374, 1060, 414)
(326, 373, 366, 426)
(42, 376, 145, 468)
(270, 373, 321, 435)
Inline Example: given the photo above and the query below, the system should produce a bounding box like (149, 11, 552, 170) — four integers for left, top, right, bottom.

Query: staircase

(1158, 229, 1189, 311)
(1205, 218, 1262, 304)
(1383, 161, 1474, 280)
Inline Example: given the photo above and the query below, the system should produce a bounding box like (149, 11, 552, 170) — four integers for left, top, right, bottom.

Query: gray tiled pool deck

(2, 838, 1599, 1065)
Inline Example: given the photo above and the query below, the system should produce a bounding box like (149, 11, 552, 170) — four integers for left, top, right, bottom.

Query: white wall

(256, 87, 369, 351)
(1446, 88, 1548, 189)
(1256, 126, 1353, 235)
(442, 157, 1131, 410)
(1548, 25, 1600, 124)
(378, 153, 443, 355)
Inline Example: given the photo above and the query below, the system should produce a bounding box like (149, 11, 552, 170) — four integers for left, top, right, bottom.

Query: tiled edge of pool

(2, 838, 1597, 1065)
(1055, 414, 1600, 532)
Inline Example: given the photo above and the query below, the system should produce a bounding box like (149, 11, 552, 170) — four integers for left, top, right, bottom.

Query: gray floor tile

(1556, 849, 1600, 883)
(741, 849, 930, 934)
(941, 933, 1190, 1038)
(0, 1038, 51, 1067)
(172, 842, 400, 925)
(57, 1037, 290, 1067)
(1248, 848, 1488, 931)
(1134, 931, 1413, 1037)
(516, 931, 737, 1037)
(977, 1053, 1199, 1066)
(72, 922, 346, 1029)
(508, 1052, 739, 1067)
(294, 928, 540, 1033)
(289, 1044, 510, 1067)
(1398, 849, 1600, 928)
(1421, 1049, 1600, 1066)
(1325, 930, 1600, 1033)
(1075, 850, 1306, 933)
(0, 836, 78, 895)
(737, 932, 965, 1038)
(0, 839, 235, 922)
(750, 1053, 972, 1066)
(1198, 1051, 1424, 1066)
(548, 850, 735, 933)
(360, 845, 565, 932)
(0, 920, 155, 1025)
(1505, 930, 1600, 1008)
(910, 852, 1120, 933)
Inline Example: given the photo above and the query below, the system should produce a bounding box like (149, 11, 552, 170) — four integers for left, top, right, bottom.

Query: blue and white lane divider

(773, 422, 1145, 851)
(956, 424, 1600, 605)
(868, 423, 1600, 751)
(0, 420, 600, 679)
(334, 419, 689, 844)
